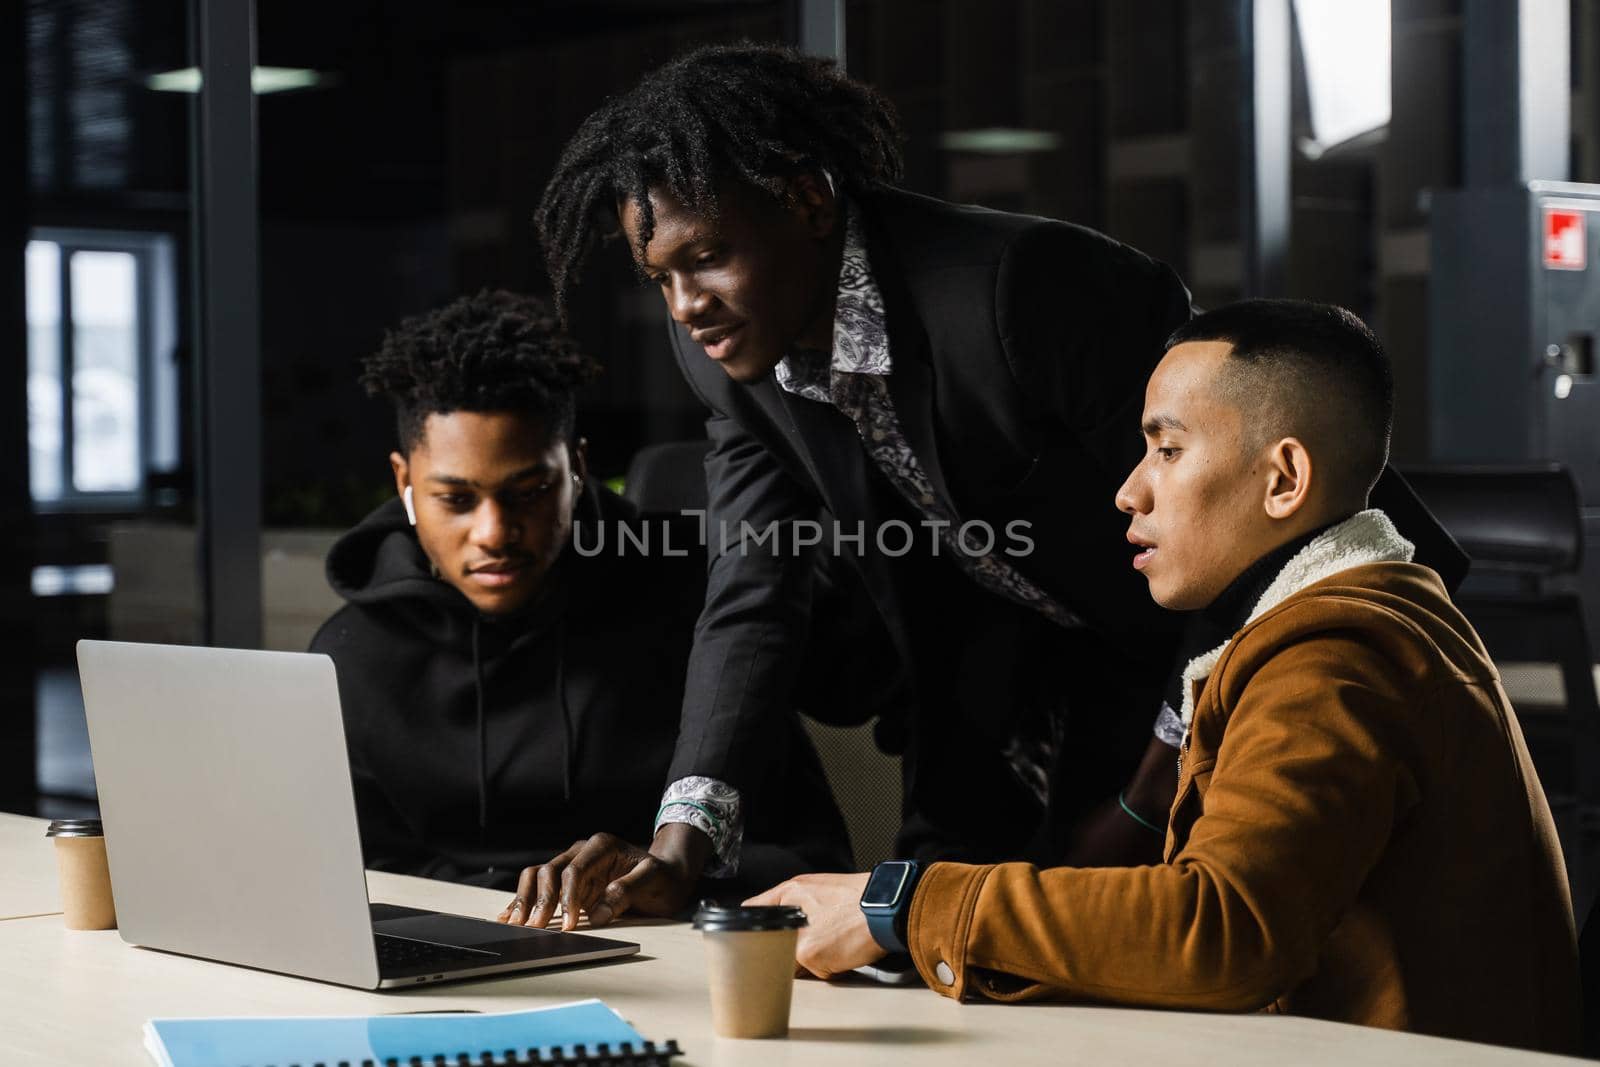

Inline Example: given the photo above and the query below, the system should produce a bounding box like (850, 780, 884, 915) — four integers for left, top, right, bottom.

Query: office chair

(1583, 894, 1600, 1057)
(622, 440, 712, 515)
(1401, 464, 1600, 912)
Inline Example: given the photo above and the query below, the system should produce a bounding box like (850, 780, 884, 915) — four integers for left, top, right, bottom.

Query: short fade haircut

(1166, 299, 1394, 505)
(360, 290, 602, 453)
(535, 41, 905, 324)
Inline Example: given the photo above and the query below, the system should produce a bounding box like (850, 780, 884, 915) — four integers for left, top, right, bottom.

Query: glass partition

(16, 0, 198, 814)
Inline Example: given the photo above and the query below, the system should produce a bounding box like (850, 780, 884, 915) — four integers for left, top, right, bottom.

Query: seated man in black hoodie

(311, 290, 850, 921)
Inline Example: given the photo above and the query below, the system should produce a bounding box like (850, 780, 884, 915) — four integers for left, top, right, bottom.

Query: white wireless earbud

(402, 485, 417, 526)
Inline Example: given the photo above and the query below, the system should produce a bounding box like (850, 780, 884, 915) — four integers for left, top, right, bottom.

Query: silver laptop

(76, 639, 639, 989)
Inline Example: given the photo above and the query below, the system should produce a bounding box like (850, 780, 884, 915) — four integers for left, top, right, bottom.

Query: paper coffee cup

(46, 819, 117, 930)
(693, 902, 807, 1039)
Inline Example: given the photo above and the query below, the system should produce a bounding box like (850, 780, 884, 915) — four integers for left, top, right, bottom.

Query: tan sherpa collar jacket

(907, 511, 1580, 1054)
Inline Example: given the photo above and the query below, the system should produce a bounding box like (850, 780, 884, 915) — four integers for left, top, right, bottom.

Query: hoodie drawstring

(556, 621, 574, 803)
(473, 616, 575, 820)
(472, 618, 488, 836)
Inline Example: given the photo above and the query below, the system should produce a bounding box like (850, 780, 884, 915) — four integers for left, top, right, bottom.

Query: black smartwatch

(859, 859, 922, 954)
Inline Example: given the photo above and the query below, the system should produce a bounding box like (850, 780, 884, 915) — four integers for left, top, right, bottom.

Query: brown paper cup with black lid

(46, 819, 116, 930)
(693, 902, 806, 1038)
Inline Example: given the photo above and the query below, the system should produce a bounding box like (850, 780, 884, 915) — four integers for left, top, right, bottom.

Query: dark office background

(4, 0, 1599, 817)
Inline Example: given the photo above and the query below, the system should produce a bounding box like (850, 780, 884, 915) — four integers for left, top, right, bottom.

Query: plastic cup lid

(45, 818, 104, 839)
(691, 901, 808, 932)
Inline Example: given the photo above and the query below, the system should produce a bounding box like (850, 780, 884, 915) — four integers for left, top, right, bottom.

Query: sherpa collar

(1176, 508, 1415, 727)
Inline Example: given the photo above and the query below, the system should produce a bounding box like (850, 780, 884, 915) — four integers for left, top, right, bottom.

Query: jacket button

(935, 961, 955, 986)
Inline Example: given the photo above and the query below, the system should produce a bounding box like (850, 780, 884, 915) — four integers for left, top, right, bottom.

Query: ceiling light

(938, 128, 1062, 155)
(144, 67, 328, 95)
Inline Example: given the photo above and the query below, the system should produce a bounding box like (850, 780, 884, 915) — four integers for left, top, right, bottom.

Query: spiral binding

(274, 1038, 684, 1067)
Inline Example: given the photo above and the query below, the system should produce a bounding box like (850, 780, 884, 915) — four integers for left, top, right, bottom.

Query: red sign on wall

(1545, 209, 1587, 270)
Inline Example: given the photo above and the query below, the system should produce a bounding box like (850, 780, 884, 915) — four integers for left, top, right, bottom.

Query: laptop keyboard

(375, 932, 499, 974)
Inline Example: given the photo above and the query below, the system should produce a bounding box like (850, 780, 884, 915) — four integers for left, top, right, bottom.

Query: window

(1293, 0, 1392, 156)
(25, 228, 179, 509)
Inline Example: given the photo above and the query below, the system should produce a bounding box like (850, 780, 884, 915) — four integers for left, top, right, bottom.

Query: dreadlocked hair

(536, 41, 905, 323)
(361, 289, 602, 452)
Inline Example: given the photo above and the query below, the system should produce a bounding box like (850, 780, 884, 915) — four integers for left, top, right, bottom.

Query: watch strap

(864, 902, 905, 954)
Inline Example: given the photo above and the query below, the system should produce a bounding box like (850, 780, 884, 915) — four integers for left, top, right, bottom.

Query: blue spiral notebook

(143, 999, 682, 1067)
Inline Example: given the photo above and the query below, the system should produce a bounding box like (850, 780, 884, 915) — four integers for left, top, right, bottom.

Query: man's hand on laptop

(497, 823, 709, 930)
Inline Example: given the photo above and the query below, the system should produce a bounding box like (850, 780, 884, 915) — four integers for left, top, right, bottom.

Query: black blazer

(665, 187, 1464, 859)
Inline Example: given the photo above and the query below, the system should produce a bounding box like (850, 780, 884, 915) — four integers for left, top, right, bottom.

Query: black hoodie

(310, 486, 850, 894)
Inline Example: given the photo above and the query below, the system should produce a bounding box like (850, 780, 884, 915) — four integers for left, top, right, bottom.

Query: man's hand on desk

(497, 822, 709, 930)
(745, 872, 882, 979)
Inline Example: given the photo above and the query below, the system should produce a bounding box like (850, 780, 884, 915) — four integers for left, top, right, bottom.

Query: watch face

(862, 861, 911, 908)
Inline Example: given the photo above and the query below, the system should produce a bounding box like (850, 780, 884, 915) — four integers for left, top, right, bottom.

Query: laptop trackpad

(375, 911, 534, 948)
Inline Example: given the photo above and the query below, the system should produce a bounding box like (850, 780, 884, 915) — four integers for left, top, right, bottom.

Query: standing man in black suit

(509, 42, 1462, 930)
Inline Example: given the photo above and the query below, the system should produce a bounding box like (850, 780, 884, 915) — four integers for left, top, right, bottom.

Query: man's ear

(390, 451, 417, 526)
(389, 451, 410, 498)
(572, 436, 590, 486)
(786, 171, 839, 240)
(1263, 437, 1314, 520)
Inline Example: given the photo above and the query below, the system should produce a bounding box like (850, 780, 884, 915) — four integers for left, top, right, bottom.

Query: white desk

(0, 812, 1582, 1066)
(1, 812, 62, 919)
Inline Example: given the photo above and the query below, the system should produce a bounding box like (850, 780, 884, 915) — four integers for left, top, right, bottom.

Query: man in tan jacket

(750, 298, 1581, 1053)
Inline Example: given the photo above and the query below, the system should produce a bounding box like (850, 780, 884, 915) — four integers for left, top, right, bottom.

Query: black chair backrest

(1583, 893, 1600, 1056)
(1397, 464, 1583, 577)
(623, 440, 713, 515)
